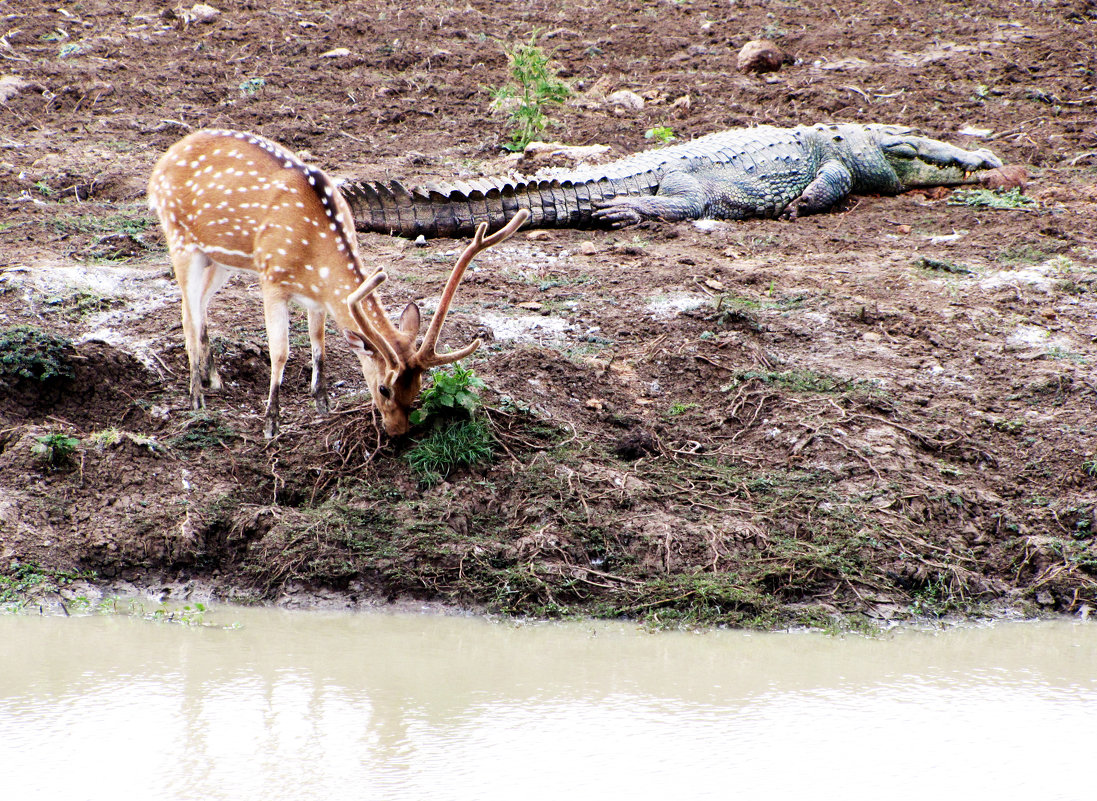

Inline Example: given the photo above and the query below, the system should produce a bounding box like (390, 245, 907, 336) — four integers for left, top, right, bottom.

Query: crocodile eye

(378, 385, 392, 399)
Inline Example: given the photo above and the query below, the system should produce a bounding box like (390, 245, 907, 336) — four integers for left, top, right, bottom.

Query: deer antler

(346, 270, 402, 371)
(414, 209, 529, 368)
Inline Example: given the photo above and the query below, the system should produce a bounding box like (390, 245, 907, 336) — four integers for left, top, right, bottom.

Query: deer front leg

(261, 289, 291, 439)
(175, 250, 212, 410)
(307, 306, 329, 415)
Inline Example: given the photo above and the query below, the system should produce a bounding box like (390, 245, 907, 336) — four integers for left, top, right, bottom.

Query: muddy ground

(1, 0, 1096, 627)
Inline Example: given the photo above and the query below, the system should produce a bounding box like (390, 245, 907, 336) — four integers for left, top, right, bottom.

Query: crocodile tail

(342, 175, 638, 239)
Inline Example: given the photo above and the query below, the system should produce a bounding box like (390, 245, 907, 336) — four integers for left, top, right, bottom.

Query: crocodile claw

(592, 199, 644, 229)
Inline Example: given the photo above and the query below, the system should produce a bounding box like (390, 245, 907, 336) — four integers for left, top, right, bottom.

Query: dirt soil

(2, 0, 1097, 627)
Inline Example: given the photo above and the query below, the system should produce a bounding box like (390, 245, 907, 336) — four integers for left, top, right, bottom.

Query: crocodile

(341, 123, 1004, 239)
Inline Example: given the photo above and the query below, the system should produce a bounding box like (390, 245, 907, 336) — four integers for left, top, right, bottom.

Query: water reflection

(1, 610, 1094, 800)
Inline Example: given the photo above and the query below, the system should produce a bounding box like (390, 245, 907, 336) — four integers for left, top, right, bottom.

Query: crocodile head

(867, 124, 1004, 188)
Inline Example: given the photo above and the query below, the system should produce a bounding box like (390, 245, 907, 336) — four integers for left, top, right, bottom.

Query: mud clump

(614, 428, 659, 461)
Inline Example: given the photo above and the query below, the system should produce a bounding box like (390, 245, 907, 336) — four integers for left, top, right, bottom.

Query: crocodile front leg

(782, 159, 854, 218)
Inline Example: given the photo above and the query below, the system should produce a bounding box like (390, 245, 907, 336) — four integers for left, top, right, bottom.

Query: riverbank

(2, 0, 1096, 628)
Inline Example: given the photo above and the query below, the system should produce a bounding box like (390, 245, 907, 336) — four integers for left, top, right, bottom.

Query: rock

(522, 141, 611, 162)
(188, 3, 221, 23)
(606, 90, 644, 111)
(737, 40, 784, 73)
(958, 125, 994, 138)
(320, 47, 351, 58)
(0, 75, 38, 104)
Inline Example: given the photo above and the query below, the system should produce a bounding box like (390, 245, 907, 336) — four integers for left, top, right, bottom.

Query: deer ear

(344, 329, 371, 355)
(400, 302, 421, 335)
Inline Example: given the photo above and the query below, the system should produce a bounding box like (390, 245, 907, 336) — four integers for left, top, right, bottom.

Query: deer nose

(384, 416, 410, 437)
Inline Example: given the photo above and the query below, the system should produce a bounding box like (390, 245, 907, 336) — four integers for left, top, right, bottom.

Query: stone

(737, 40, 784, 74)
(606, 90, 645, 111)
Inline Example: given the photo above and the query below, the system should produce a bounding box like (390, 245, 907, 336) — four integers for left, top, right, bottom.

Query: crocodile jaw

(888, 158, 979, 188)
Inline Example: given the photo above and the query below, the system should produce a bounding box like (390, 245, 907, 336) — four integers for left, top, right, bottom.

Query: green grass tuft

(406, 417, 496, 486)
(947, 187, 1037, 210)
(170, 412, 237, 450)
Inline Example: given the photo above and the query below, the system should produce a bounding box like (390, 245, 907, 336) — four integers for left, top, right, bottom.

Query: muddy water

(1, 610, 1094, 801)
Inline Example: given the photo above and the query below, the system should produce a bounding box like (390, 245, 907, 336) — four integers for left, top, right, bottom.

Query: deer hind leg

(307, 307, 329, 415)
(198, 263, 231, 392)
(260, 285, 291, 439)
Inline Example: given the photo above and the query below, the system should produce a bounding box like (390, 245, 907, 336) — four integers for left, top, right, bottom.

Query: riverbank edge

(4, 569, 1087, 634)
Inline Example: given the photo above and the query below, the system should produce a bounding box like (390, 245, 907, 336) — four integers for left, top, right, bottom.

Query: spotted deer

(147, 129, 528, 438)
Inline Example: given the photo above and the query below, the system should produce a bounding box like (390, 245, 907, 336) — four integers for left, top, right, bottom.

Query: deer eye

(378, 385, 392, 399)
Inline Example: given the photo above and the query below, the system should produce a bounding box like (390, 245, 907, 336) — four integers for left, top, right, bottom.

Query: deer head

(341, 213, 528, 435)
(148, 127, 528, 439)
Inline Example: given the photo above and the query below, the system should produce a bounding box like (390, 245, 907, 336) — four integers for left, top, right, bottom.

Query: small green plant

(1084, 459, 1097, 478)
(148, 602, 209, 626)
(915, 256, 974, 275)
(89, 428, 122, 448)
(666, 402, 698, 417)
(490, 33, 571, 152)
(239, 77, 266, 96)
(410, 362, 486, 426)
(0, 562, 84, 607)
(991, 418, 1025, 435)
(909, 577, 952, 617)
(644, 126, 677, 145)
(32, 433, 81, 468)
(0, 326, 75, 382)
(44, 289, 121, 320)
(170, 411, 237, 450)
(996, 243, 1050, 265)
(948, 187, 1037, 210)
(406, 363, 495, 485)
